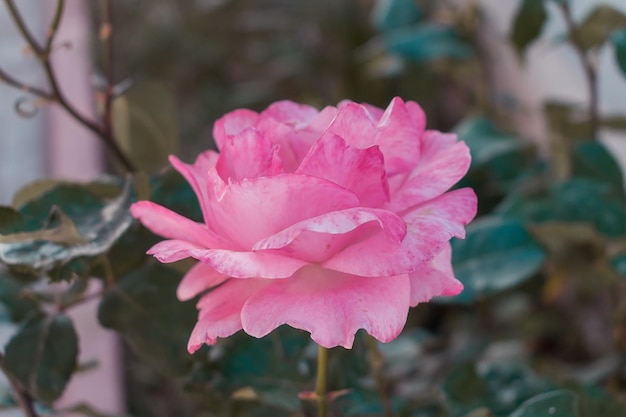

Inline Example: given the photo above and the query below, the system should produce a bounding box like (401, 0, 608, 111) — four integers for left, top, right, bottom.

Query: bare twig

(0, 352, 41, 417)
(2, 0, 136, 172)
(558, 1, 599, 139)
(0, 67, 54, 99)
(100, 0, 115, 149)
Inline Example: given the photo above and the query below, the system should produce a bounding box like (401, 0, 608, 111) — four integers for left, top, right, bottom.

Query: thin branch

(45, 0, 65, 52)
(558, 1, 599, 139)
(0, 352, 41, 417)
(101, 0, 115, 149)
(2, 0, 136, 172)
(0, 67, 54, 99)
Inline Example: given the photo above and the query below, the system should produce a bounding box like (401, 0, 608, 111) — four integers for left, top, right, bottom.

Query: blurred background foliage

(2, 0, 626, 416)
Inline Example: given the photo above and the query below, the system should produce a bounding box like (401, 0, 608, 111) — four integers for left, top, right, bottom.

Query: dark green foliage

(443, 217, 545, 304)
(98, 264, 197, 376)
(612, 28, 626, 76)
(576, 5, 626, 51)
(510, 0, 547, 55)
(384, 24, 472, 62)
(3, 313, 78, 404)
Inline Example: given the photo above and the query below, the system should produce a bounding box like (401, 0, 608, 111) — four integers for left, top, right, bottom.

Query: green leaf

(0, 207, 39, 235)
(577, 5, 626, 51)
(0, 268, 39, 322)
(0, 182, 133, 271)
(611, 28, 626, 76)
(150, 168, 203, 222)
(510, 0, 547, 55)
(610, 253, 626, 278)
(113, 80, 179, 173)
(372, 0, 421, 32)
(440, 217, 545, 304)
(571, 141, 625, 197)
(497, 178, 626, 237)
(0, 210, 86, 245)
(384, 24, 472, 62)
(97, 264, 197, 376)
(3, 313, 78, 404)
(509, 390, 578, 417)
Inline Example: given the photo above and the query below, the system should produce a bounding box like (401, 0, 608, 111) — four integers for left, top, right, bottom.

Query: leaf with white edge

(372, 0, 421, 32)
(3, 313, 78, 404)
(439, 216, 546, 304)
(0, 210, 86, 245)
(510, 0, 547, 55)
(0, 182, 133, 271)
(509, 390, 578, 417)
(577, 5, 626, 51)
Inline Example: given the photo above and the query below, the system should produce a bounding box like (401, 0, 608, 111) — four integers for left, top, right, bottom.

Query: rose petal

(261, 100, 319, 125)
(169, 151, 220, 225)
(216, 127, 283, 181)
(387, 131, 471, 212)
(296, 133, 390, 207)
(408, 242, 462, 306)
(326, 102, 378, 149)
(323, 188, 477, 277)
(188, 278, 268, 353)
(208, 173, 360, 248)
(131, 201, 231, 249)
(213, 109, 259, 150)
(147, 239, 309, 278)
(177, 262, 229, 301)
(241, 266, 411, 348)
(253, 207, 406, 263)
(373, 97, 423, 175)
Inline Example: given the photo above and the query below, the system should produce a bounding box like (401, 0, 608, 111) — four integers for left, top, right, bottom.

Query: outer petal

(215, 127, 283, 181)
(208, 173, 360, 248)
(188, 278, 268, 353)
(241, 266, 411, 348)
(253, 207, 406, 263)
(147, 240, 309, 278)
(130, 201, 231, 249)
(323, 188, 477, 277)
(177, 262, 229, 301)
(296, 133, 389, 207)
(325, 102, 378, 149)
(387, 131, 472, 212)
(213, 109, 259, 150)
(408, 242, 462, 306)
(169, 151, 220, 226)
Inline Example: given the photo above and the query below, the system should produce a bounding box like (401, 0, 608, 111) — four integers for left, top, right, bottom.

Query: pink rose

(131, 97, 477, 352)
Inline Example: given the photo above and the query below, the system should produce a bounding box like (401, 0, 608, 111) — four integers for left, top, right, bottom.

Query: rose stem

(316, 344, 329, 417)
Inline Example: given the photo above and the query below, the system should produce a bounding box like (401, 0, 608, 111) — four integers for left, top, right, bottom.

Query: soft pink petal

(323, 188, 477, 277)
(147, 239, 309, 278)
(146, 239, 204, 263)
(296, 133, 389, 207)
(241, 266, 411, 348)
(373, 97, 423, 175)
(215, 127, 283, 181)
(261, 100, 319, 125)
(253, 207, 406, 263)
(207, 173, 360, 248)
(169, 151, 220, 225)
(338, 100, 384, 121)
(177, 262, 229, 301)
(188, 278, 268, 353)
(130, 201, 230, 249)
(213, 109, 259, 150)
(325, 102, 378, 149)
(387, 131, 471, 212)
(408, 242, 462, 306)
(255, 117, 319, 171)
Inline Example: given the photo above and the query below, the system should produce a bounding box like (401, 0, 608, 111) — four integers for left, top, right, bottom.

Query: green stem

(316, 345, 329, 417)
(367, 336, 395, 417)
(558, 1, 599, 140)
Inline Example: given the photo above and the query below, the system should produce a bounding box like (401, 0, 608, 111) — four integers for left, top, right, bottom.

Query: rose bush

(131, 97, 477, 352)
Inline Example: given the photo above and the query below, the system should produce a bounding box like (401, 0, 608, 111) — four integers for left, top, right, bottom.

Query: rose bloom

(131, 97, 476, 352)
